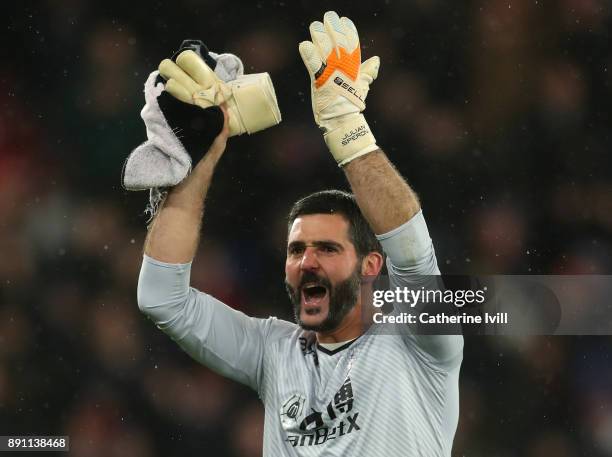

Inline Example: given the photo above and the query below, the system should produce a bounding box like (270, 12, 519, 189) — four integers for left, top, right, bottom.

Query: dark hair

(287, 189, 383, 257)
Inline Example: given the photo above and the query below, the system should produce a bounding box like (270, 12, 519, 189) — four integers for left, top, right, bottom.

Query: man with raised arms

(138, 11, 463, 456)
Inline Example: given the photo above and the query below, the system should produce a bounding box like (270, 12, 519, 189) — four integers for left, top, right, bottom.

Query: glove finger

(298, 41, 323, 77)
(360, 56, 380, 83)
(340, 16, 359, 53)
(323, 11, 348, 55)
(309, 20, 333, 63)
(175, 50, 218, 88)
(165, 78, 194, 104)
(159, 59, 200, 94)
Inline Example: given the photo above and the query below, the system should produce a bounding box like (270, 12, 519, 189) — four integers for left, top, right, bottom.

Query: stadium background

(2, 0, 612, 455)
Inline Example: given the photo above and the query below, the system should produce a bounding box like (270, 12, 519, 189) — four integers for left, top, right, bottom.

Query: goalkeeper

(137, 11, 463, 456)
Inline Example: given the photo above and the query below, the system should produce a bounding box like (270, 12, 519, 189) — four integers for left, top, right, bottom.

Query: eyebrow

(287, 240, 345, 251)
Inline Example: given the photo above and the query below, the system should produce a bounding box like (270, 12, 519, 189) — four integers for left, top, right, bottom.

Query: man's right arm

(138, 255, 275, 390)
(138, 111, 295, 393)
(143, 109, 229, 263)
(138, 111, 267, 384)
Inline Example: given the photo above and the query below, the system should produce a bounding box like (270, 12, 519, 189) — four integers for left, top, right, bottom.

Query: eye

(320, 244, 339, 254)
(287, 244, 305, 256)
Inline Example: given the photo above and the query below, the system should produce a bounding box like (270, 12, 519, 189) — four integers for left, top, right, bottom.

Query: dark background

(2, 0, 612, 455)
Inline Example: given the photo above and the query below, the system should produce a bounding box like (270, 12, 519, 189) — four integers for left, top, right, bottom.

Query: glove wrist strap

(323, 114, 378, 166)
(230, 73, 282, 135)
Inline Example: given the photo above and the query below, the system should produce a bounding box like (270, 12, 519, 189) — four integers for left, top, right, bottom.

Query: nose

(300, 246, 320, 271)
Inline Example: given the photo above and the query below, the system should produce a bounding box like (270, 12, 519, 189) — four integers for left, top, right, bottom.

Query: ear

(361, 251, 384, 277)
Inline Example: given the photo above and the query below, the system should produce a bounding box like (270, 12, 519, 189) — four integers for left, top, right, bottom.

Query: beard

(285, 265, 362, 332)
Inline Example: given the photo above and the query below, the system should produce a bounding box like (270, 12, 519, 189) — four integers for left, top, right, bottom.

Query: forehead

(288, 214, 351, 243)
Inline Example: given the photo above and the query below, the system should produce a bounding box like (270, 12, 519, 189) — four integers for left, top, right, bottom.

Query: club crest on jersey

(282, 377, 361, 447)
(281, 394, 306, 427)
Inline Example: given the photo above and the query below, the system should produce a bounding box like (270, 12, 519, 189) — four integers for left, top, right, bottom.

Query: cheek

(320, 259, 353, 282)
(285, 260, 298, 283)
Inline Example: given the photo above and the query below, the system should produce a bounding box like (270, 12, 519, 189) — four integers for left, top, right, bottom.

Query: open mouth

(301, 284, 329, 314)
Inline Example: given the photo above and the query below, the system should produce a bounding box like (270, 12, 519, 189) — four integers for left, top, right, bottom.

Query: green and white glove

(299, 11, 380, 166)
(158, 50, 281, 137)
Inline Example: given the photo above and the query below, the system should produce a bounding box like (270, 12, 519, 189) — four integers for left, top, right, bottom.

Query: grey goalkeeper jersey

(138, 210, 463, 456)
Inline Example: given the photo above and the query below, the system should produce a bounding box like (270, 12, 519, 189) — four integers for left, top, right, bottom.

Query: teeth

(303, 285, 325, 292)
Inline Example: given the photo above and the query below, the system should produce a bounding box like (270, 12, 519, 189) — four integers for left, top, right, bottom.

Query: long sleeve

(376, 210, 463, 368)
(137, 255, 295, 393)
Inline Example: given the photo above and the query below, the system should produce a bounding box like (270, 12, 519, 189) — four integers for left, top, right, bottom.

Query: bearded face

(284, 214, 367, 333)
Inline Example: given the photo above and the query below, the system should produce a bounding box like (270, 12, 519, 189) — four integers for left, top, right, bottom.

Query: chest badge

(281, 394, 306, 427)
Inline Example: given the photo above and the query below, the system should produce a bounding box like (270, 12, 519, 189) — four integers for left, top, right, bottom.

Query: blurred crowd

(2, 0, 612, 455)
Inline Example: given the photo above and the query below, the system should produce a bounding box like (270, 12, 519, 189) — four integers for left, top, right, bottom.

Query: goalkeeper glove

(299, 11, 380, 166)
(154, 39, 239, 163)
(122, 40, 242, 191)
(158, 50, 281, 137)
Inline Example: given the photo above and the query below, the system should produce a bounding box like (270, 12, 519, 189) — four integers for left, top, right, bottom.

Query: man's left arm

(299, 11, 462, 366)
(345, 150, 463, 365)
(344, 150, 419, 234)
(344, 150, 434, 278)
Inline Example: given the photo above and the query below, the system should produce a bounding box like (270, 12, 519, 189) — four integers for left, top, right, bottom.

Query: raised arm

(144, 110, 228, 263)
(343, 151, 420, 234)
(299, 11, 462, 364)
(298, 12, 420, 235)
(136, 47, 293, 393)
(298, 11, 431, 261)
(345, 149, 463, 365)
